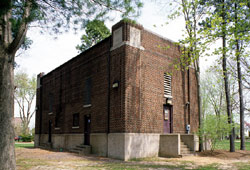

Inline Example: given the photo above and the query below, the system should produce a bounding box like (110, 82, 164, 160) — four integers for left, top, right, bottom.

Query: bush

(197, 114, 233, 151)
(20, 134, 32, 142)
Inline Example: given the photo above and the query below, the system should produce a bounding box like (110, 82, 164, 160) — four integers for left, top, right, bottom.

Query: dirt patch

(16, 148, 250, 170)
(198, 150, 250, 160)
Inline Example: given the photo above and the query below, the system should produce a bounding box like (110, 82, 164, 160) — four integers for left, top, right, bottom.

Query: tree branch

(7, 0, 32, 56)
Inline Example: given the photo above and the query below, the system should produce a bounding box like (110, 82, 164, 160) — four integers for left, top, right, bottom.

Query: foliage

(14, 71, 36, 135)
(199, 0, 250, 151)
(198, 114, 233, 151)
(76, 20, 111, 52)
(20, 134, 32, 142)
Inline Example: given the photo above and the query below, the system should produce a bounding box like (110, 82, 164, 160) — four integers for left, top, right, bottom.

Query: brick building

(35, 20, 199, 160)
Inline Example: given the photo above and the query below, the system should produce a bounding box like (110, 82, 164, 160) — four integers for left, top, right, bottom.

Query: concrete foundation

(90, 133, 108, 156)
(36, 133, 198, 160)
(108, 133, 125, 160)
(36, 134, 84, 150)
(159, 134, 181, 157)
(34, 134, 39, 147)
(108, 133, 160, 160)
(124, 133, 160, 160)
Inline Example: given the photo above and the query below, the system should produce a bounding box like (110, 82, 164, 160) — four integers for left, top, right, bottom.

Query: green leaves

(76, 19, 111, 52)
(1, 0, 143, 51)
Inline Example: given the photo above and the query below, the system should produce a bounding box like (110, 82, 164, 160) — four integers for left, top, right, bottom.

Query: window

(164, 107, 169, 120)
(48, 93, 54, 113)
(73, 113, 80, 127)
(164, 73, 172, 98)
(84, 77, 92, 106)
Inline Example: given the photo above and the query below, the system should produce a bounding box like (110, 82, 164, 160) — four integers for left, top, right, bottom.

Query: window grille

(84, 77, 92, 105)
(73, 113, 80, 127)
(48, 93, 54, 112)
(164, 73, 172, 98)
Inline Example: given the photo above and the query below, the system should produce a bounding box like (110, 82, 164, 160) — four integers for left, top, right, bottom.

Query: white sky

(14, 1, 215, 128)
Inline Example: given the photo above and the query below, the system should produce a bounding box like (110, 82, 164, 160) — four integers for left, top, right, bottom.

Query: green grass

(16, 158, 50, 170)
(234, 162, 250, 170)
(15, 142, 34, 148)
(214, 140, 250, 150)
(84, 163, 186, 170)
(192, 164, 220, 170)
(83, 163, 221, 170)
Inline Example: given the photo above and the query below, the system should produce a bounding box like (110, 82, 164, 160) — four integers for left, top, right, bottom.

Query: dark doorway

(48, 120, 52, 143)
(84, 115, 91, 145)
(163, 105, 172, 133)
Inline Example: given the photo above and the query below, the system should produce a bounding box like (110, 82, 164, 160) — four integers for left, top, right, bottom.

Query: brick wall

(35, 20, 199, 136)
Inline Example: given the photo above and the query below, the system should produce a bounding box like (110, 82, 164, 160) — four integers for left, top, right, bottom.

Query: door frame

(84, 115, 91, 145)
(163, 104, 173, 133)
(48, 120, 52, 143)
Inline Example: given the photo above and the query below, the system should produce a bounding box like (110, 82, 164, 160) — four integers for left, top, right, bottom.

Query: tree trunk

(0, 47, 16, 169)
(222, 36, 235, 152)
(195, 59, 203, 152)
(235, 3, 245, 150)
(221, 0, 235, 152)
(236, 41, 245, 150)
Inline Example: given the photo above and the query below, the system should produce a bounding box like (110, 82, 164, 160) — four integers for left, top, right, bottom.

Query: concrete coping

(83, 104, 91, 108)
(72, 126, 80, 129)
(161, 133, 195, 136)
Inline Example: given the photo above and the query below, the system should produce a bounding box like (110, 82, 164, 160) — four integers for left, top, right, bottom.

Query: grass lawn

(215, 139, 250, 150)
(15, 142, 34, 148)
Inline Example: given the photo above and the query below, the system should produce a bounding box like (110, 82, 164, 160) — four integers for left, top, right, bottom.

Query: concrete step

(181, 150, 191, 154)
(70, 144, 91, 155)
(180, 141, 193, 156)
(181, 145, 188, 149)
(181, 147, 190, 151)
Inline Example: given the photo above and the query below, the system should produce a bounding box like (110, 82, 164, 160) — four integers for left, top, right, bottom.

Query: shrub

(197, 114, 233, 151)
(20, 134, 32, 142)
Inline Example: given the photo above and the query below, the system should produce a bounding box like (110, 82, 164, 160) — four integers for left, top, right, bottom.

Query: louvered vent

(164, 73, 172, 98)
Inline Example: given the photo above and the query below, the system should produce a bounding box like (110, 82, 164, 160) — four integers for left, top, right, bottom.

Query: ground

(16, 143, 250, 170)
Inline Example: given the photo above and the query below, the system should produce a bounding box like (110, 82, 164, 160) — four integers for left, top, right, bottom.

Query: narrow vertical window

(84, 77, 92, 106)
(73, 113, 80, 127)
(164, 73, 172, 98)
(48, 93, 54, 113)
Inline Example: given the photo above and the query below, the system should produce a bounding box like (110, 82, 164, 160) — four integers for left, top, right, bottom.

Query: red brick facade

(35, 20, 199, 137)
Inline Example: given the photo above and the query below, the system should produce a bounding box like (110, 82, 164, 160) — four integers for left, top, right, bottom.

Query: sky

(14, 1, 214, 128)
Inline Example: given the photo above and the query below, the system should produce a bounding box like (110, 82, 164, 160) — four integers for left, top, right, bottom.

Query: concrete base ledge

(159, 134, 181, 157)
(35, 133, 84, 150)
(35, 133, 199, 160)
(108, 133, 160, 161)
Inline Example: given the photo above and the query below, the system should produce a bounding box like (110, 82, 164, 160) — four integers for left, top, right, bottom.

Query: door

(84, 115, 91, 145)
(48, 120, 52, 143)
(163, 105, 172, 133)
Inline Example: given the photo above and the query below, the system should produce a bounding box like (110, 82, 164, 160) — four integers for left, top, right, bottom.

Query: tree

(201, 68, 226, 118)
(198, 0, 237, 152)
(166, 0, 209, 151)
(0, 1, 142, 169)
(200, 0, 250, 151)
(76, 20, 111, 52)
(14, 71, 36, 135)
(229, 0, 250, 150)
